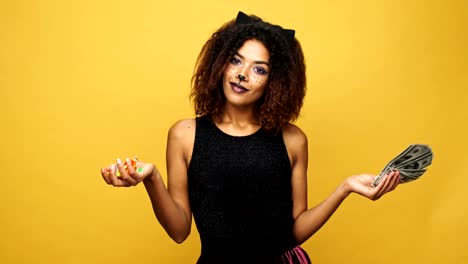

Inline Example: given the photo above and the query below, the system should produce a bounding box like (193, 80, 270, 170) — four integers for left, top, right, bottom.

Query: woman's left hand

(344, 170, 400, 200)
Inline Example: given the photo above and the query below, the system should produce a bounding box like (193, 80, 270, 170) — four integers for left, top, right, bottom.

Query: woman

(101, 11, 400, 264)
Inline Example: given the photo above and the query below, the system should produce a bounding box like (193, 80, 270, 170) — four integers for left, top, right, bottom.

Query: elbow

(173, 237, 186, 244)
(171, 232, 189, 244)
(293, 217, 318, 245)
(293, 230, 306, 245)
(158, 215, 191, 244)
(293, 230, 313, 245)
(169, 227, 191, 244)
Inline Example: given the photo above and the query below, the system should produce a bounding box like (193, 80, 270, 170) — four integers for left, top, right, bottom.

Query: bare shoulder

(167, 119, 196, 165)
(168, 118, 196, 145)
(169, 118, 196, 135)
(282, 124, 308, 164)
(282, 123, 308, 146)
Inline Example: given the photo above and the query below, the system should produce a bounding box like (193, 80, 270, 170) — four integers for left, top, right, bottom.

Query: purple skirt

(197, 245, 311, 264)
(280, 246, 311, 263)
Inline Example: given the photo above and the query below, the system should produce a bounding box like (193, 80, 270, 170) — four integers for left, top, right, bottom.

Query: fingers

(101, 155, 147, 187)
(124, 158, 143, 183)
(101, 163, 133, 187)
(101, 167, 112, 184)
(115, 158, 138, 186)
(382, 170, 399, 193)
(389, 170, 400, 190)
(372, 170, 400, 200)
(367, 171, 389, 200)
(375, 174, 391, 199)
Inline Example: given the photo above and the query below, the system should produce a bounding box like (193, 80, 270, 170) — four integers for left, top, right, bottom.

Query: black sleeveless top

(188, 116, 297, 260)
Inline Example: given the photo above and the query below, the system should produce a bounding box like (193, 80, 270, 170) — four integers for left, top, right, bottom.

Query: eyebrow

(235, 52, 270, 67)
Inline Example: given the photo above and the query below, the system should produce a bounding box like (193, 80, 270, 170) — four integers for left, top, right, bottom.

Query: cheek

(225, 66, 236, 77)
(253, 75, 267, 86)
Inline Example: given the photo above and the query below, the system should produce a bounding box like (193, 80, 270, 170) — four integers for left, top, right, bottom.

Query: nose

(237, 65, 249, 82)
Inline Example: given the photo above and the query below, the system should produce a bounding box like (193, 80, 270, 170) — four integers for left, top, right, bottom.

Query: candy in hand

(116, 156, 143, 177)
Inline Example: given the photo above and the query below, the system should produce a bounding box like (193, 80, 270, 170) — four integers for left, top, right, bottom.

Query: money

(372, 144, 433, 187)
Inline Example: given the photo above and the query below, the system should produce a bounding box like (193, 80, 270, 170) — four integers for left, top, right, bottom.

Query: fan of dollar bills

(372, 144, 433, 187)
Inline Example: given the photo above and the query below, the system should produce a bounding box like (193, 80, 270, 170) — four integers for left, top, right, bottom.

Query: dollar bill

(372, 144, 433, 187)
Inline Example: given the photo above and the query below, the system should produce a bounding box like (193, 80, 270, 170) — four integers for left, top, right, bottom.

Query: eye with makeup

(253, 66, 269, 75)
(228, 55, 269, 76)
(229, 56, 241, 65)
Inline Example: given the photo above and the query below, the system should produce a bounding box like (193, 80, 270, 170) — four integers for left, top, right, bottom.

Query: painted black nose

(237, 74, 245, 81)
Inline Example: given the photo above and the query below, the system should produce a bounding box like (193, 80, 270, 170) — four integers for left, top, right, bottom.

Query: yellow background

(1, 0, 467, 263)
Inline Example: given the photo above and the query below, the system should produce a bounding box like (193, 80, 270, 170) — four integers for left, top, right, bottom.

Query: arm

(143, 119, 194, 243)
(282, 125, 400, 244)
(101, 119, 195, 243)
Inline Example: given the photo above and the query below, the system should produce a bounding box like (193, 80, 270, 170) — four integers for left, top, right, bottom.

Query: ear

(236, 11, 252, 25)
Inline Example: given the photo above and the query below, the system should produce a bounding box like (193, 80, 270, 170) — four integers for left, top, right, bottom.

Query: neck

(213, 104, 261, 136)
(219, 104, 259, 125)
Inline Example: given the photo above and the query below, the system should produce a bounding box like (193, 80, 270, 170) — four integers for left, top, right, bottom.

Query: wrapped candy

(116, 156, 143, 177)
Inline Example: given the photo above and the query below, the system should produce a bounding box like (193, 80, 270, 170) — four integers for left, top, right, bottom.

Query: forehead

(236, 39, 270, 62)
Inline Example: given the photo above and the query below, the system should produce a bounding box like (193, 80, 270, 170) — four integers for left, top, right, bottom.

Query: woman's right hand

(101, 158, 157, 187)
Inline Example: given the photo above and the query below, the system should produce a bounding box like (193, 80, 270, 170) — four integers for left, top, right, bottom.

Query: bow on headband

(235, 11, 295, 44)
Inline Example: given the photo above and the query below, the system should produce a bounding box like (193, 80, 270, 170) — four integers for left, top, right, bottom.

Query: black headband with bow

(235, 11, 295, 44)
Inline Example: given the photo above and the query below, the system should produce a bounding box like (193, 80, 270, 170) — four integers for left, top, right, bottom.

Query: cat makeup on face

(222, 39, 270, 107)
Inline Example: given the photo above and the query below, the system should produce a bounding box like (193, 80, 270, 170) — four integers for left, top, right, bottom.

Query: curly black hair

(191, 13, 306, 131)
